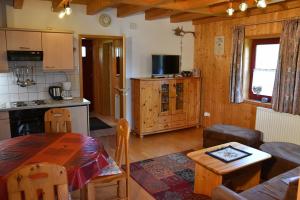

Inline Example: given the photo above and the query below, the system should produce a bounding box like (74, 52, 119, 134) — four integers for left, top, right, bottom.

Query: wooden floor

(72, 127, 203, 200)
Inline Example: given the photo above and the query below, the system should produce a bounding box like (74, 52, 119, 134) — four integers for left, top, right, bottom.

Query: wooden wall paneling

(194, 8, 300, 129)
(187, 78, 201, 126)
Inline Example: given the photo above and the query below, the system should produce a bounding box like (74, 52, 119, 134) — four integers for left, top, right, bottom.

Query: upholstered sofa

(211, 167, 300, 200)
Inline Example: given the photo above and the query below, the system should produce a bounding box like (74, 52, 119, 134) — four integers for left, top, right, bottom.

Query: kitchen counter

(0, 98, 90, 112)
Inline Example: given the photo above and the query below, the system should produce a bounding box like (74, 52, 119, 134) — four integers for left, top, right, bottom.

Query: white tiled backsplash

(0, 62, 80, 104)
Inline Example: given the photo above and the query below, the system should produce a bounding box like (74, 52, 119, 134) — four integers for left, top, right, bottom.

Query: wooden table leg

(231, 164, 261, 191)
(194, 164, 223, 197)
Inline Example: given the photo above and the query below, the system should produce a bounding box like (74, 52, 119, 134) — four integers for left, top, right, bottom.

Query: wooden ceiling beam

(117, 4, 147, 18)
(118, 0, 174, 7)
(193, 0, 300, 24)
(52, 0, 69, 12)
(87, 0, 119, 15)
(145, 8, 180, 20)
(170, 12, 207, 23)
(13, 0, 24, 9)
(159, 0, 228, 11)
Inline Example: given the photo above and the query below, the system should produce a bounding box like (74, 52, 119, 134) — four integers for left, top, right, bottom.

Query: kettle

(49, 86, 63, 100)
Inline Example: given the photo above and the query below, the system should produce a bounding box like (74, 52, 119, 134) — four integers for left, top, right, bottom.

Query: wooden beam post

(13, 0, 24, 9)
(170, 12, 206, 23)
(87, 0, 118, 15)
(117, 4, 147, 18)
(145, 8, 180, 20)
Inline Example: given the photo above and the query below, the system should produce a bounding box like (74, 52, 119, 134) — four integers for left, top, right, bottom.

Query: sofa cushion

(203, 124, 262, 148)
(240, 167, 300, 200)
(260, 142, 300, 178)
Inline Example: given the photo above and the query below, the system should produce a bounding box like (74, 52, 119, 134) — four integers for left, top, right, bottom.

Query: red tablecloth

(0, 133, 110, 199)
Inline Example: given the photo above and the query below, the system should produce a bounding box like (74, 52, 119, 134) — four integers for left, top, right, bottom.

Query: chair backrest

(7, 163, 68, 200)
(44, 108, 72, 133)
(115, 119, 130, 175)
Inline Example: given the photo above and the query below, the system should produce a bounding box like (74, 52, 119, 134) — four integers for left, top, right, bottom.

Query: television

(152, 55, 180, 75)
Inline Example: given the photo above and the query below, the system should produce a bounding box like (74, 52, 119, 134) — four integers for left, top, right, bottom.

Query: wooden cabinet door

(170, 79, 188, 128)
(6, 31, 42, 51)
(0, 31, 8, 72)
(42, 32, 74, 71)
(187, 78, 201, 125)
(0, 112, 11, 140)
(159, 80, 172, 116)
(140, 81, 160, 132)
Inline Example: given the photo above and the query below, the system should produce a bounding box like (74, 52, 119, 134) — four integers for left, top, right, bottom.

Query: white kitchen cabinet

(0, 30, 8, 72)
(42, 32, 74, 71)
(0, 112, 11, 140)
(68, 106, 89, 136)
(6, 30, 42, 51)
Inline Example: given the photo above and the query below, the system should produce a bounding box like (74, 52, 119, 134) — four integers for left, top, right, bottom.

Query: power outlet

(204, 112, 211, 117)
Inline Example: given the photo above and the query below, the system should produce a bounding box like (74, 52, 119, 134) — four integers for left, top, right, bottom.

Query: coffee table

(187, 142, 271, 197)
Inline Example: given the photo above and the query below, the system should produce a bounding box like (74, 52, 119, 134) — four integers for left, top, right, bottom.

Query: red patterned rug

(129, 151, 210, 200)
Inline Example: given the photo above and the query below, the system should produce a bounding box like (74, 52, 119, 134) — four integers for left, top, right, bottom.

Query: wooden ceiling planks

(193, 0, 300, 25)
(27, 0, 300, 23)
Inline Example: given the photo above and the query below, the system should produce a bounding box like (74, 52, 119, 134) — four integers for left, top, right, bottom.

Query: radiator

(255, 107, 300, 145)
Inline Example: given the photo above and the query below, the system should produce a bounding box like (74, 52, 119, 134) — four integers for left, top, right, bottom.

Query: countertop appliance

(49, 86, 63, 100)
(7, 51, 43, 61)
(10, 100, 47, 108)
(62, 82, 73, 100)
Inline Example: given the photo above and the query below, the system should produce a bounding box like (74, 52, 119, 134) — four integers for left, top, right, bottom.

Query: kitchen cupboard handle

(19, 47, 30, 50)
(46, 66, 55, 68)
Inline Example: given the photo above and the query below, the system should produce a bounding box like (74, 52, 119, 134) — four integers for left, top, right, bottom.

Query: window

(249, 38, 280, 102)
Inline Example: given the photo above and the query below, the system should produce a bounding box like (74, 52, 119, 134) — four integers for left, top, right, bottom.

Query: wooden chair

(7, 163, 68, 200)
(82, 118, 130, 200)
(44, 108, 72, 133)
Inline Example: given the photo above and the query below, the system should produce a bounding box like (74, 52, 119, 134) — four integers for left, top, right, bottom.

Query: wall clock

(99, 14, 111, 27)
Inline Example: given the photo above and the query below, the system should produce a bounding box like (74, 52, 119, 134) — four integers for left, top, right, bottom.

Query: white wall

(6, 0, 195, 124)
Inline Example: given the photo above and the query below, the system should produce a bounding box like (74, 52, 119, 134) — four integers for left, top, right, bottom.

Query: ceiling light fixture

(239, 2, 248, 12)
(226, 1, 235, 16)
(65, 2, 72, 15)
(58, 1, 72, 19)
(256, 0, 267, 8)
(58, 10, 66, 19)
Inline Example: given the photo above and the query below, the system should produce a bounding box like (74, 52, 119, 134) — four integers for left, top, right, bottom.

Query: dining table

(0, 132, 111, 200)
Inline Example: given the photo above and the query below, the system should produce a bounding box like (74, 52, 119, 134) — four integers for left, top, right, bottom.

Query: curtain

(230, 26, 245, 103)
(272, 19, 300, 114)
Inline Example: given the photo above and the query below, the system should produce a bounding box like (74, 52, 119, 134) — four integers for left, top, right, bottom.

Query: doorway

(79, 35, 126, 127)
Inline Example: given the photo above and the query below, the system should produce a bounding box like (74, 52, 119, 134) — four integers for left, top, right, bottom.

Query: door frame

(78, 34, 126, 119)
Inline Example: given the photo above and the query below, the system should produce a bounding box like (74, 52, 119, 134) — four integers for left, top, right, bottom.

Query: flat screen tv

(152, 55, 180, 75)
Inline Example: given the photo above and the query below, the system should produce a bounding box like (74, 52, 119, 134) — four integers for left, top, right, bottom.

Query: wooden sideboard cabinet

(131, 77, 201, 138)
